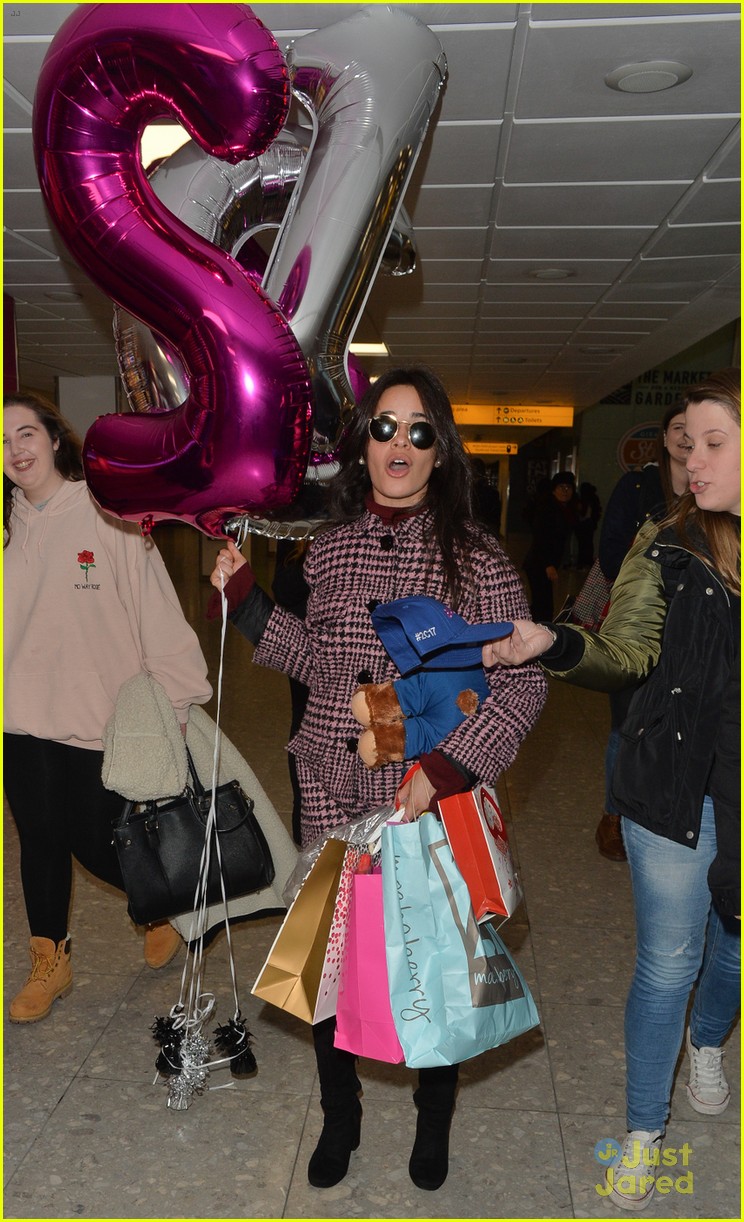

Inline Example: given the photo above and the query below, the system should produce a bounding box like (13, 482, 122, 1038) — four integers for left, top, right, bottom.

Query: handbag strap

(184, 742, 206, 798)
(115, 747, 203, 817)
(115, 798, 136, 830)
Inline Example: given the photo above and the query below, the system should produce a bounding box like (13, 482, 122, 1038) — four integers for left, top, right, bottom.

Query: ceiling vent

(605, 61, 693, 94)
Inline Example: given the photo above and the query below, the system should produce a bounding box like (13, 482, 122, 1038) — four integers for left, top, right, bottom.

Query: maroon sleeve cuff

(418, 750, 472, 802)
(206, 562, 256, 620)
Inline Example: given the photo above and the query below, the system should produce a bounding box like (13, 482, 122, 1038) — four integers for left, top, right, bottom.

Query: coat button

(651, 548, 659, 557)
(686, 830, 694, 840)
(366, 599, 381, 612)
(346, 737, 358, 753)
(380, 535, 394, 551)
(677, 583, 684, 591)
(357, 669, 373, 685)
(705, 587, 714, 595)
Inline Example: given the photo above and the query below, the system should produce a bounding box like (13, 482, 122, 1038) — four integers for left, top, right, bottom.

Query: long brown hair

(656, 400, 686, 511)
(660, 369, 740, 594)
(3, 392, 84, 544)
(328, 365, 498, 607)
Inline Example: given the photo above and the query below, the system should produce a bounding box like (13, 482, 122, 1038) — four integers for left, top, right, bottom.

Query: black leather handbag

(112, 747, 275, 924)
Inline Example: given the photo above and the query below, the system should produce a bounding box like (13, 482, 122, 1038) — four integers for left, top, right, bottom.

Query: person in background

(483, 369, 740, 1212)
(470, 456, 502, 536)
(522, 469, 577, 620)
(3, 392, 212, 1022)
(594, 401, 690, 861)
(575, 481, 601, 568)
(209, 365, 547, 1193)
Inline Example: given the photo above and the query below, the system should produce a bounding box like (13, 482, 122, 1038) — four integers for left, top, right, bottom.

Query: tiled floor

(4, 528, 740, 1219)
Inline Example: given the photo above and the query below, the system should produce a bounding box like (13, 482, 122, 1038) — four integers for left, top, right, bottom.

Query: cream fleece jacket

(4, 481, 212, 749)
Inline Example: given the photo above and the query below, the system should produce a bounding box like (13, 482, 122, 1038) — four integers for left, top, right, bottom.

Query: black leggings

(4, 734, 126, 943)
(312, 1016, 459, 1108)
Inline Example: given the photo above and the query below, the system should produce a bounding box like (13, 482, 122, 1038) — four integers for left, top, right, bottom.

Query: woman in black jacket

(483, 370, 740, 1213)
(594, 400, 690, 860)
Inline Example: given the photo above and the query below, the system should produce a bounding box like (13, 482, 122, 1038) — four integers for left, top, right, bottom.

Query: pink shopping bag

(334, 870, 405, 1063)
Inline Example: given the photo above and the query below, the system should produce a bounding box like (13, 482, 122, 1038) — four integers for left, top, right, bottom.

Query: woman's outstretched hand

(482, 620, 555, 667)
(210, 539, 247, 590)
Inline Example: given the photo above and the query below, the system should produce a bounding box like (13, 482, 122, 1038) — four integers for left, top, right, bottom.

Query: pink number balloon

(33, 3, 312, 537)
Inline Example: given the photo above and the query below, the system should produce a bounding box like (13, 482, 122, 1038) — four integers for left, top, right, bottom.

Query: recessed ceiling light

(140, 123, 190, 168)
(43, 289, 82, 302)
(349, 342, 389, 356)
(501, 357, 527, 364)
(527, 268, 576, 280)
(605, 61, 692, 94)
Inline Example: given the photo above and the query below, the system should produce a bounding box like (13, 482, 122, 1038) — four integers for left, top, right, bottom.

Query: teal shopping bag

(381, 812, 539, 1068)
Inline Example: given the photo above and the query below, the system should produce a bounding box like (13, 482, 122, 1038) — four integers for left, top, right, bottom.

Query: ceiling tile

(674, 178, 741, 223)
(495, 182, 689, 227)
(515, 13, 741, 120)
(407, 185, 494, 227)
(415, 227, 489, 259)
(506, 116, 738, 183)
(646, 223, 740, 257)
(490, 226, 654, 260)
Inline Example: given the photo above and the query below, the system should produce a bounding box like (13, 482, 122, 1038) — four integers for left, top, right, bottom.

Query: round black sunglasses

(367, 413, 436, 451)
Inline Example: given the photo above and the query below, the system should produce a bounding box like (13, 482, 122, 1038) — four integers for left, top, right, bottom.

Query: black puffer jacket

(542, 520, 739, 850)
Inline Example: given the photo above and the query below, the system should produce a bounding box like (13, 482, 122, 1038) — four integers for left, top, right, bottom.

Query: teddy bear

(349, 595, 513, 769)
(351, 667, 488, 768)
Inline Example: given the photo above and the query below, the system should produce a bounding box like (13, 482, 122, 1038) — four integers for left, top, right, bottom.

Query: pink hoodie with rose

(4, 480, 211, 749)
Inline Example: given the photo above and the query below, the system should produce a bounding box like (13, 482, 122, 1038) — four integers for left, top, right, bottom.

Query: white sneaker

(686, 1028, 730, 1114)
(605, 1130, 663, 1211)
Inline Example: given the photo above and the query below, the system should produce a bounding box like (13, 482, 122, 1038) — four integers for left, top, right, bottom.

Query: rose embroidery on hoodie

(77, 550, 96, 583)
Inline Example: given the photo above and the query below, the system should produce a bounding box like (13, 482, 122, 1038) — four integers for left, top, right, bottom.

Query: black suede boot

(409, 1065, 459, 1191)
(308, 1017, 362, 1188)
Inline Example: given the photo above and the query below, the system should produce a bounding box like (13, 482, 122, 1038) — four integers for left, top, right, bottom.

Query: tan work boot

(10, 936, 72, 1023)
(143, 921, 182, 969)
(595, 812, 627, 862)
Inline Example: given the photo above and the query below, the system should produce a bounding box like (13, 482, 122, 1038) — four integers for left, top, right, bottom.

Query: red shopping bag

(334, 871, 405, 1063)
(439, 785, 522, 922)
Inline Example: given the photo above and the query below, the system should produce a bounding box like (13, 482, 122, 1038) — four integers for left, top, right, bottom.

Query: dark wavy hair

(327, 365, 497, 607)
(660, 368, 740, 595)
(3, 392, 84, 544)
(655, 399, 686, 511)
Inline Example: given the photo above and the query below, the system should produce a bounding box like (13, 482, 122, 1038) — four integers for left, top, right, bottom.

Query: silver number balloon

(263, 6, 447, 448)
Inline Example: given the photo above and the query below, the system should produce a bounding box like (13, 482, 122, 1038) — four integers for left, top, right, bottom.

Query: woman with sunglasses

(210, 364, 547, 1192)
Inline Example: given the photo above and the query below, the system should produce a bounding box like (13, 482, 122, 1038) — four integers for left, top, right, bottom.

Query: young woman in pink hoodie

(3, 392, 212, 1021)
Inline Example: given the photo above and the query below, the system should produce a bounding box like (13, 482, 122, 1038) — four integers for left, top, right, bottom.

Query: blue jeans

(622, 798, 740, 1132)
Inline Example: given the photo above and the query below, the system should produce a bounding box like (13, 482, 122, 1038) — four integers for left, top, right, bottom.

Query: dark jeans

(524, 562, 555, 622)
(4, 733, 125, 943)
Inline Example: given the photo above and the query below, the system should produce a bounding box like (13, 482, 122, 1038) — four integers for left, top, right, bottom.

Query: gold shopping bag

(251, 838, 348, 1023)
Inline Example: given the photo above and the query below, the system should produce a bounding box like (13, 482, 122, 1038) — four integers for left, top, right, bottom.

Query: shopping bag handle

(395, 762, 424, 819)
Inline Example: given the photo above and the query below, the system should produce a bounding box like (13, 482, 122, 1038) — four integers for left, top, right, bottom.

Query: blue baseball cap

(371, 596, 513, 675)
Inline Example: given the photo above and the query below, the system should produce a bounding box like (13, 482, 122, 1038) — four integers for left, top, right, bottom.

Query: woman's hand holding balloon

(482, 621, 556, 668)
(210, 540, 247, 590)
